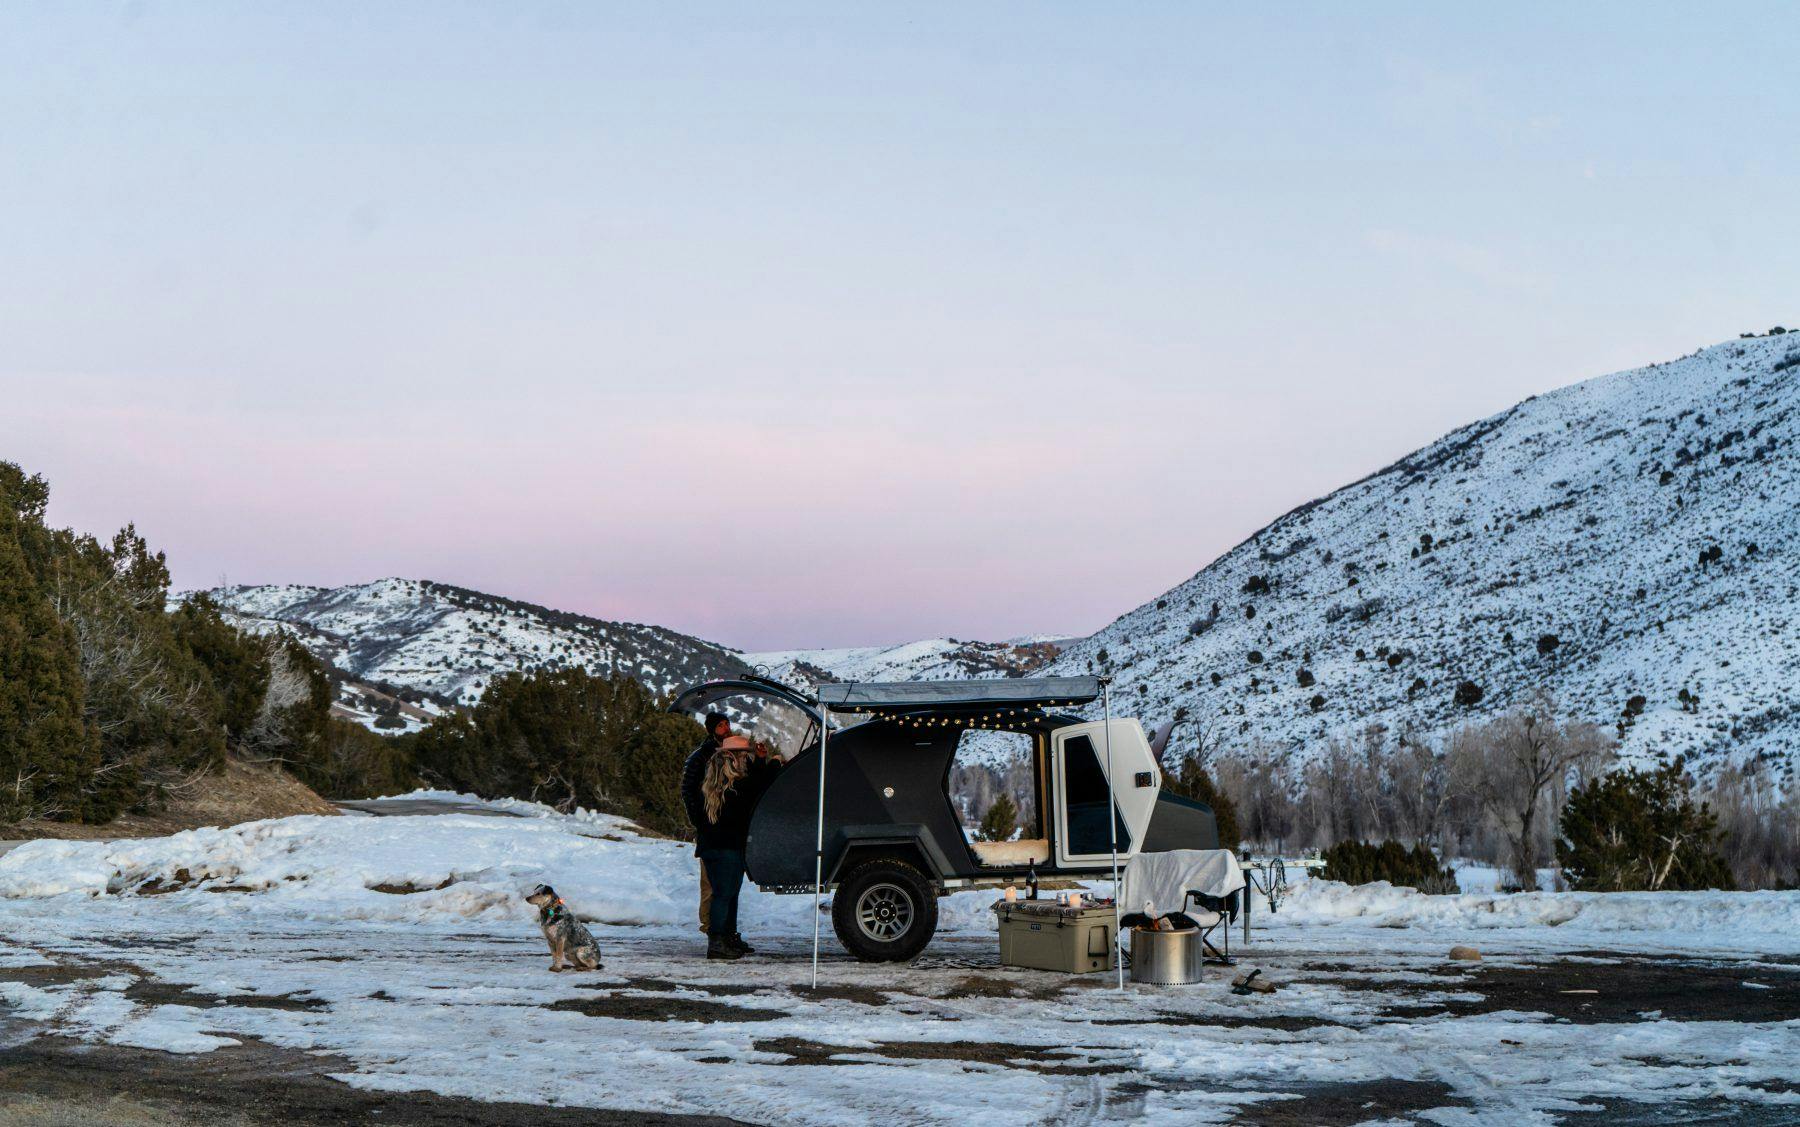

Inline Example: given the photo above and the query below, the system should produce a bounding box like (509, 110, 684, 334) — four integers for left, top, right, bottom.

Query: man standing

(682, 712, 730, 934)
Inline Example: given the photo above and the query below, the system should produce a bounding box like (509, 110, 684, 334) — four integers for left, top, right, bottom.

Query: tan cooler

(993, 900, 1116, 974)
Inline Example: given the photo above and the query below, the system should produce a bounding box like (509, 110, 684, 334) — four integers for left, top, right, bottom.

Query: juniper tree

(977, 794, 1018, 842)
(1162, 747, 1242, 850)
(49, 521, 227, 791)
(410, 668, 704, 836)
(1320, 839, 1457, 894)
(171, 594, 271, 742)
(242, 635, 333, 768)
(1557, 758, 1733, 892)
(0, 471, 100, 823)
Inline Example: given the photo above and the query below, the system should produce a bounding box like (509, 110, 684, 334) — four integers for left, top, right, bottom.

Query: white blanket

(1121, 849, 1246, 921)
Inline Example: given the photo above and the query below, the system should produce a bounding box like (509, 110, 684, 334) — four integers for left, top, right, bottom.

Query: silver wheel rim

(855, 882, 915, 942)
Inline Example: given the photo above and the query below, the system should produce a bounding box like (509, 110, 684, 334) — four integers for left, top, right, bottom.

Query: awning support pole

(811, 697, 833, 990)
(1101, 676, 1124, 991)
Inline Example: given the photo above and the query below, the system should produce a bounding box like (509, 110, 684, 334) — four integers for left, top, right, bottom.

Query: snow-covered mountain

(205, 332, 1796, 768)
(1047, 333, 1800, 779)
(204, 579, 1065, 734)
(205, 579, 755, 729)
(740, 636, 1066, 693)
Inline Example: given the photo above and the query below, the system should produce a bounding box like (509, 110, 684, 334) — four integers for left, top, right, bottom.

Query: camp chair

(1119, 848, 1247, 966)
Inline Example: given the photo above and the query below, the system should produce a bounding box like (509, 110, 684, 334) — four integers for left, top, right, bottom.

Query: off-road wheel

(831, 858, 939, 962)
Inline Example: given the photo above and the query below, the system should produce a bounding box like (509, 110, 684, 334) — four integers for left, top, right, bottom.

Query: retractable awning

(815, 676, 1101, 712)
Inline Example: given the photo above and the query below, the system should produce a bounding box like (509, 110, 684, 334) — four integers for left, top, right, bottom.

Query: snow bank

(0, 799, 690, 927)
(0, 793, 1005, 936)
(7, 798, 1794, 954)
(1274, 877, 1800, 951)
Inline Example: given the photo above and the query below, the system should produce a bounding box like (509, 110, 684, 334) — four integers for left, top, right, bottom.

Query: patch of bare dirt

(935, 973, 1069, 1001)
(1558, 1095, 1799, 1125)
(7, 761, 335, 843)
(0, 962, 148, 989)
(1094, 1012, 1350, 1032)
(126, 870, 275, 896)
(120, 980, 326, 1013)
(367, 876, 457, 895)
(547, 994, 786, 1023)
(0, 1036, 743, 1126)
(1220, 1078, 1469, 1125)
(1405, 956, 1800, 1024)
(753, 1037, 1127, 1076)
(0, 959, 325, 1015)
(605, 977, 765, 997)
(787, 983, 890, 1006)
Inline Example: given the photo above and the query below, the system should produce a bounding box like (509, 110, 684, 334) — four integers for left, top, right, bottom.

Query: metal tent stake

(1101, 677, 1124, 991)
(811, 696, 833, 990)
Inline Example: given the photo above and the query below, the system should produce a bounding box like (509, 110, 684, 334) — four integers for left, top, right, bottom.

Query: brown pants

(698, 865, 712, 934)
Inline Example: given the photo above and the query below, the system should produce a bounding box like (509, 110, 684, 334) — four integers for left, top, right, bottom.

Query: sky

(2, 3, 1796, 650)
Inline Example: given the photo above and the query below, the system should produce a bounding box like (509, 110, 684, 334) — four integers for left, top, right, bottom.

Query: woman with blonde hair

(695, 735, 781, 959)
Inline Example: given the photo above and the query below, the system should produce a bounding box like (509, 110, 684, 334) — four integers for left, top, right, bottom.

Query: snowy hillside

(202, 579, 1063, 735)
(1049, 333, 1800, 778)
(741, 635, 1065, 692)
(204, 578, 753, 723)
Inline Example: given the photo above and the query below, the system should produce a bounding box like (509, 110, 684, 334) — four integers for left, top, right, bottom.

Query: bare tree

(1448, 699, 1613, 889)
(1208, 742, 1297, 853)
(1704, 761, 1800, 890)
(1386, 732, 1451, 848)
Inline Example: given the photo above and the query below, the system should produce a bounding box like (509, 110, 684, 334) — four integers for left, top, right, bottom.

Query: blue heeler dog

(524, 884, 602, 972)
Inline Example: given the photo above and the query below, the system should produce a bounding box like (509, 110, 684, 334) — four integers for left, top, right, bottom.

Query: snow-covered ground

(3, 796, 1796, 1124)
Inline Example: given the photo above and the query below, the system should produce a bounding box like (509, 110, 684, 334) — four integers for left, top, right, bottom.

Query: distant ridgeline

(203, 578, 754, 731)
(205, 579, 1065, 740)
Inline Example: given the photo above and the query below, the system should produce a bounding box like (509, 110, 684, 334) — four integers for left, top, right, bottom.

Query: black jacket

(681, 737, 718, 855)
(694, 755, 781, 855)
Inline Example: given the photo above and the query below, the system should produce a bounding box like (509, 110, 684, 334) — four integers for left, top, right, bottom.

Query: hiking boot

(707, 936, 743, 961)
(726, 933, 756, 955)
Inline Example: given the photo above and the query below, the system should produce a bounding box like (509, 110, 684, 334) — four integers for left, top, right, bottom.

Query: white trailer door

(1049, 719, 1161, 869)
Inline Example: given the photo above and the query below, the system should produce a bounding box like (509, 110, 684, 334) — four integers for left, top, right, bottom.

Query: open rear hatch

(669, 676, 824, 757)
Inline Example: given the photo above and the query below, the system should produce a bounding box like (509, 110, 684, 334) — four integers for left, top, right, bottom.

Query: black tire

(831, 857, 939, 962)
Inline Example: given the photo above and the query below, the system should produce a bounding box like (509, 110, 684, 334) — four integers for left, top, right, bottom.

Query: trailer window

(1061, 734, 1131, 856)
(951, 729, 1037, 839)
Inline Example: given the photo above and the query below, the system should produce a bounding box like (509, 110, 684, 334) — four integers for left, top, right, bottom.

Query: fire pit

(1129, 926, 1205, 985)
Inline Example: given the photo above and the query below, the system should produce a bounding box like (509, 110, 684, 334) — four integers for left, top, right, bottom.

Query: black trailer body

(745, 719, 971, 892)
(742, 716, 1220, 889)
(670, 675, 1220, 961)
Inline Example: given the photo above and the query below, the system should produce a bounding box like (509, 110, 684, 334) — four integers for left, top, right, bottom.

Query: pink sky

(4, 6, 1794, 648)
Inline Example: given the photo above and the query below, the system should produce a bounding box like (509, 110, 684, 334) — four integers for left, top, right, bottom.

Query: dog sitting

(524, 884, 603, 972)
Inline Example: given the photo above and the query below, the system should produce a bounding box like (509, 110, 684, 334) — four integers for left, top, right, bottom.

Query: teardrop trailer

(670, 675, 1222, 964)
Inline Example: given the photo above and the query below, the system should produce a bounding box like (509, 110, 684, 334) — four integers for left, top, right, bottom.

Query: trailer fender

(826, 825, 956, 890)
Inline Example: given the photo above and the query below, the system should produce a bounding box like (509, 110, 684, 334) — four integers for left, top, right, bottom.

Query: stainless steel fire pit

(1129, 927, 1205, 985)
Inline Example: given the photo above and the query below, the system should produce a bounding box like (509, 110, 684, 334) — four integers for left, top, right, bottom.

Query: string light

(865, 701, 1087, 731)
